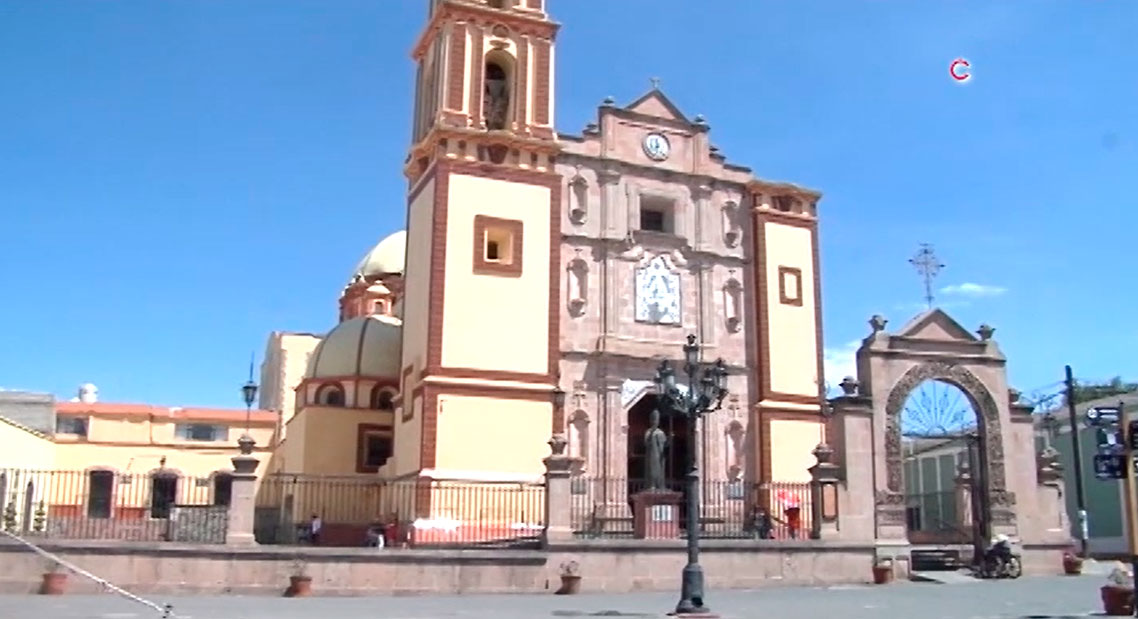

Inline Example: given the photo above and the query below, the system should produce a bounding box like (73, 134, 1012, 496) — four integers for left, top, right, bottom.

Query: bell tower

(394, 0, 562, 482)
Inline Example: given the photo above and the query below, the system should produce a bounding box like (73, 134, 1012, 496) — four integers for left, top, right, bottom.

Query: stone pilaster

(808, 442, 841, 539)
(829, 378, 876, 543)
(543, 434, 575, 547)
(226, 434, 260, 546)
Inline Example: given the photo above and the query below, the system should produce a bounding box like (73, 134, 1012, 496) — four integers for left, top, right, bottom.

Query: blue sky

(0, 0, 1135, 409)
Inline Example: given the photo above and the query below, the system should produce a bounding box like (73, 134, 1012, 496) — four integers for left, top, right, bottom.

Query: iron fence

(0, 468, 227, 543)
(568, 476, 814, 540)
(254, 473, 545, 548)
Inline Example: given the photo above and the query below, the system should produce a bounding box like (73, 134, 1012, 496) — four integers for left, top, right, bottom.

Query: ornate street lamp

(239, 359, 259, 456)
(653, 334, 729, 616)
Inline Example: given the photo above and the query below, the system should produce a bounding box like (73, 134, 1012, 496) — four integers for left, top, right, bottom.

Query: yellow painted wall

(294, 407, 393, 475)
(769, 418, 822, 482)
(763, 221, 819, 397)
(0, 420, 54, 470)
(393, 395, 423, 478)
(400, 176, 436, 384)
(440, 173, 551, 375)
(434, 394, 551, 478)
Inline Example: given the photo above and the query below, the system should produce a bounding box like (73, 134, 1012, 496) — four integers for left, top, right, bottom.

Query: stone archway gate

(824, 309, 1071, 575)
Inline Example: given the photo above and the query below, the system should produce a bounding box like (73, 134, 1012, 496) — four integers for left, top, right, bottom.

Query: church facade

(261, 0, 826, 498)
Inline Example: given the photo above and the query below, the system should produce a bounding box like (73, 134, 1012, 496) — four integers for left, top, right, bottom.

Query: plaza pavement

(0, 573, 1106, 619)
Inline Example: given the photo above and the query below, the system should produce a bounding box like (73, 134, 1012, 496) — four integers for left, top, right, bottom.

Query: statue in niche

(483, 63, 509, 130)
(644, 407, 669, 491)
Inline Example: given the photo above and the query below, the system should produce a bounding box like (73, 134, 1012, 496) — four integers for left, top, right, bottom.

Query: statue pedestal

(631, 490, 682, 540)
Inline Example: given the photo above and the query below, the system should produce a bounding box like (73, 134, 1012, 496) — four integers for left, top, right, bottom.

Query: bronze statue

(483, 63, 509, 130)
(644, 406, 668, 490)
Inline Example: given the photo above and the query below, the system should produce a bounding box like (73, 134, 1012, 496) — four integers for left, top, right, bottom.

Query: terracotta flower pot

(1101, 585, 1134, 616)
(1063, 556, 1083, 575)
(286, 575, 313, 598)
(872, 564, 893, 585)
(555, 574, 582, 595)
(40, 572, 67, 595)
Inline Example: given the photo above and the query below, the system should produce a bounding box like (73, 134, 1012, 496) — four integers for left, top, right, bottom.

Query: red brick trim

(777, 266, 803, 307)
(445, 23, 467, 112)
(514, 35, 529, 130)
(532, 39, 550, 126)
(472, 214, 524, 277)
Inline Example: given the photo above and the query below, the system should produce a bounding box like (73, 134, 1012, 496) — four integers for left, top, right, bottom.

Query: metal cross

(908, 243, 945, 310)
(650, 77, 661, 90)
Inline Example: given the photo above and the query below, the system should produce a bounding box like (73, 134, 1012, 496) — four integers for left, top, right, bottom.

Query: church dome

(351, 230, 406, 281)
(305, 314, 402, 380)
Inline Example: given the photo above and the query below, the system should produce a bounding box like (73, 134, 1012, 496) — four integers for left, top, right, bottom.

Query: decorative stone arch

(851, 309, 1021, 541)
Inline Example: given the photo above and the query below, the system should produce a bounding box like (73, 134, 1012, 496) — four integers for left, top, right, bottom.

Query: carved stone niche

(721, 200, 742, 248)
(722, 274, 743, 333)
(566, 255, 589, 317)
(568, 170, 588, 225)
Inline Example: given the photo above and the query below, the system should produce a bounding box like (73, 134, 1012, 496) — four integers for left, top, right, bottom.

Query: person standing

(309, 513, 323, 546)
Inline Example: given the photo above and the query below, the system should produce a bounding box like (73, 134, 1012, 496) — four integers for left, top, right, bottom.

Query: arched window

(483, 56, 512, 131)
(370, 386, 395, 411)
(316, 383, 345, 407)
(87, 470, 114, 519)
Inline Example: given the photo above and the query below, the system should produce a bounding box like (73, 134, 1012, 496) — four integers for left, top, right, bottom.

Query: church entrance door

(626, 394, 691, 525)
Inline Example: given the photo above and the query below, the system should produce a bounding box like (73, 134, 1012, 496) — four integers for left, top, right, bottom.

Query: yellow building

(0, 385, 276, 540)
(254, 0, 828, 546)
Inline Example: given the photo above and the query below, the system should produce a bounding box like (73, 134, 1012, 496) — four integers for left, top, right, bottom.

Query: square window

(778, 266, 803, 306)
(473, 215, 523, 277)
(356, 424, 393, 473)
(639, 194, 675, 234)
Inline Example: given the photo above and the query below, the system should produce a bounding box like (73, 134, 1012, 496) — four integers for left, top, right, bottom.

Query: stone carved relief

(566, 255, 589, 317)
(722, 275, 743, 333)
(882, 361, 1012, 525)
(568, 170, 588, 225)
(721, 200, 742, 248)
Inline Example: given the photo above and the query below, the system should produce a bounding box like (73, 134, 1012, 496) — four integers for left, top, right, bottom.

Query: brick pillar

(543, 434, 574, 547)
(808, 442, 841, 539)
(226, 434, 260, 546)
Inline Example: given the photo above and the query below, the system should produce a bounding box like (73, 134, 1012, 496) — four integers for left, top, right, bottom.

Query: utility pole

(1065, 365, 1090, 558)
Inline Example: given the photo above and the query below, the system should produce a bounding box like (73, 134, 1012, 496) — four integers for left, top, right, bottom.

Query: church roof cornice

(411, 0, 560, 61)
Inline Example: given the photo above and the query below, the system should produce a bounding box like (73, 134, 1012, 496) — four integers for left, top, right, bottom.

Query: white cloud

(823, 340, 861, 395)
(939, 282, 1007, 298)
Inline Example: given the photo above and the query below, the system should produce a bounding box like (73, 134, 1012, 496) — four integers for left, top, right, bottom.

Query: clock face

(635, 256, 681, 325)
(643, 132, 670, 161)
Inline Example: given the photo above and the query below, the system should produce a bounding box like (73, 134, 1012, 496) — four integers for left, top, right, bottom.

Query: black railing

(568, 476, 813, 540)
(254, 473, 545, 548)
(0, 468, 225, 542)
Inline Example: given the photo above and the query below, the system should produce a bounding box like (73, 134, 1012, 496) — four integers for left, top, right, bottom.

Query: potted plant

(285, 558, 312, 598)
(872, 557, 894, 585)
(1101, 564, 1134, 616)
(1063, 547, 1084, 576)
(555, 560, 581, 595)
(40, 560, 67, 595)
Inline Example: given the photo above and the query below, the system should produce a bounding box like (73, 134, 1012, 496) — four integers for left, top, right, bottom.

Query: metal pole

(676, 366, 707, 616)
(1120, 400, 1138, 617)
(1065, 365, 1090, 558)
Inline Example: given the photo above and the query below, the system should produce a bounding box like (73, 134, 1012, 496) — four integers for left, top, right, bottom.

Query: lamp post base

(672, 564, 713, 617)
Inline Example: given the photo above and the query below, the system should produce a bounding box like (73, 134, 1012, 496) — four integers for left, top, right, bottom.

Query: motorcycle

(976, 535, 1023, 579)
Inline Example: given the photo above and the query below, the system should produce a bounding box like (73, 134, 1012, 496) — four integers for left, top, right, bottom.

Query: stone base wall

(0, 539, 881, 596)
(0, 539, 1069, 596)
